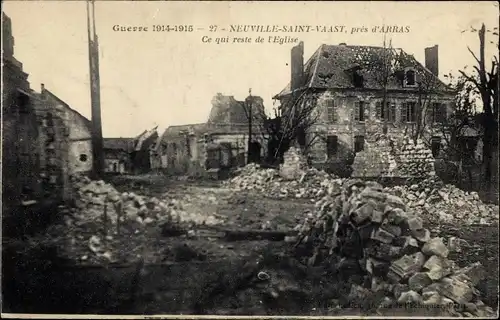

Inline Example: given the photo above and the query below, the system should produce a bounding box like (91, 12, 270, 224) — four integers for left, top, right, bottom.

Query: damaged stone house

(152, 93, 268, 177)
(274, 42, 456, 174)
(103, 138, 134, 174)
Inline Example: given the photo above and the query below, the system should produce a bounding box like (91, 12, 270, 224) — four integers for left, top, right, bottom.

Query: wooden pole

(87, 0, 104, 179)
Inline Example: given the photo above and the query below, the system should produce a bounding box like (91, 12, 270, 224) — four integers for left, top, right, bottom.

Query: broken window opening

(404, 69, 417, 87)
(354, 101, 365, 122)
(79, 154, 88, 162)
(353, 71, 364, 88)
(354, 135, 365, 153)
(326, 135, 338, 158)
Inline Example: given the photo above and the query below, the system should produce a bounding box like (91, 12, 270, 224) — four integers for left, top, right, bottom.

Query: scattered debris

(294, 179, 496, 317)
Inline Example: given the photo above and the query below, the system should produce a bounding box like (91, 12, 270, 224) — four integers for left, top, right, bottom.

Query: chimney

(41, 83, 45, 91)
(291, 41, 304, 91)
(425, 45, 439, 77)
(2, 12, 14, 58)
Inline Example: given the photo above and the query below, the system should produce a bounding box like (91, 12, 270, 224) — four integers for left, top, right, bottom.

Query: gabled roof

(274, 44, 452, 98)
(103, 138, 135, 151)
(42, 88, 92, 131)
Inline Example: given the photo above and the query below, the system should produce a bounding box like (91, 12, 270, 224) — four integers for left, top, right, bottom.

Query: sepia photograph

(1, 0, 499, 318)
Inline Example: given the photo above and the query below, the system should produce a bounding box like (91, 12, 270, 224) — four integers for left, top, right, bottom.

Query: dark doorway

(248, 141, 261, 164)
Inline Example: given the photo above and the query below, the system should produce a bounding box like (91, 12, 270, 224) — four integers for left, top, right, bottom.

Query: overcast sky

(3, 1, 498, 137)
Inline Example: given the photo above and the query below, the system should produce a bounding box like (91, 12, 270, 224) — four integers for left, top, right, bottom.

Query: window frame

(354, 101, 366, 122)
(404, 68, 418, 88)
(326, 99, 337, 123)
(402, 101, 417, 123)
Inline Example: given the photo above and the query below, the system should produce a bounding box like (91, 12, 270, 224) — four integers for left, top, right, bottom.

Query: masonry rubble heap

(388, 176, 498, 225)
(40, 175, 224, 264)
(294, 179, 495, 317)
(228, 152, 498, 225)
(228, 163, 343, 200)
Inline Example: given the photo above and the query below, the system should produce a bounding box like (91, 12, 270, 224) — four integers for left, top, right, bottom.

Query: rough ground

(3, 174, 498, 316)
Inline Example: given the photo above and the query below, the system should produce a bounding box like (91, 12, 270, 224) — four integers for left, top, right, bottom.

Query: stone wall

(352, 136, 397, 177)
(33, 95, 73, 203)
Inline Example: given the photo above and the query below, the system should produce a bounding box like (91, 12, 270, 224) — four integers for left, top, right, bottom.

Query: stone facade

(274, 43, 455, 177)
(305, 90, 454, 166)
(32, 92, 73, 203)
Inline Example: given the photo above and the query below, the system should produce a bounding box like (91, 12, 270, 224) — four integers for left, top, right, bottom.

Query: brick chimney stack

(425, 45, 439, 77)
(291, 41, 305, 91)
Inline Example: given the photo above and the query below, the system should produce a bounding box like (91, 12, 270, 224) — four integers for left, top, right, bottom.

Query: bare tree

(423, 74, 480, 188)
(241, 89, 321, 164)
(410, 71, 441, 145)
(458, 23, 499, 185)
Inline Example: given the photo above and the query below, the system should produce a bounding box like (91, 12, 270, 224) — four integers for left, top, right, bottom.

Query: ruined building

(273, 42, 455, 176)
(2, 12, 42, 212)
(152, 93, 268, 177)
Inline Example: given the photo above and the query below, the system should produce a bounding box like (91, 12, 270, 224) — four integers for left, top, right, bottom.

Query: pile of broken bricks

(295, 179, 496, 317)
(227, 162, 342, 200)
(34, 175, 225, 265)
(388, 177, 499, 225)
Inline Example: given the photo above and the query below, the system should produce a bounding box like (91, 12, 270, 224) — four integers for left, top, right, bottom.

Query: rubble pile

(294, 179, 496, 317)
(387, 177, 499, 225)
(71, 174, 223, 226)
(395, 136, 436, 177)
(228, 163, 342, 199)
(37, 175, 225, 264)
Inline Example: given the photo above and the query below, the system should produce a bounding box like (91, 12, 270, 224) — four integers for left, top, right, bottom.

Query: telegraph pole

(87, 0, 104, 178)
